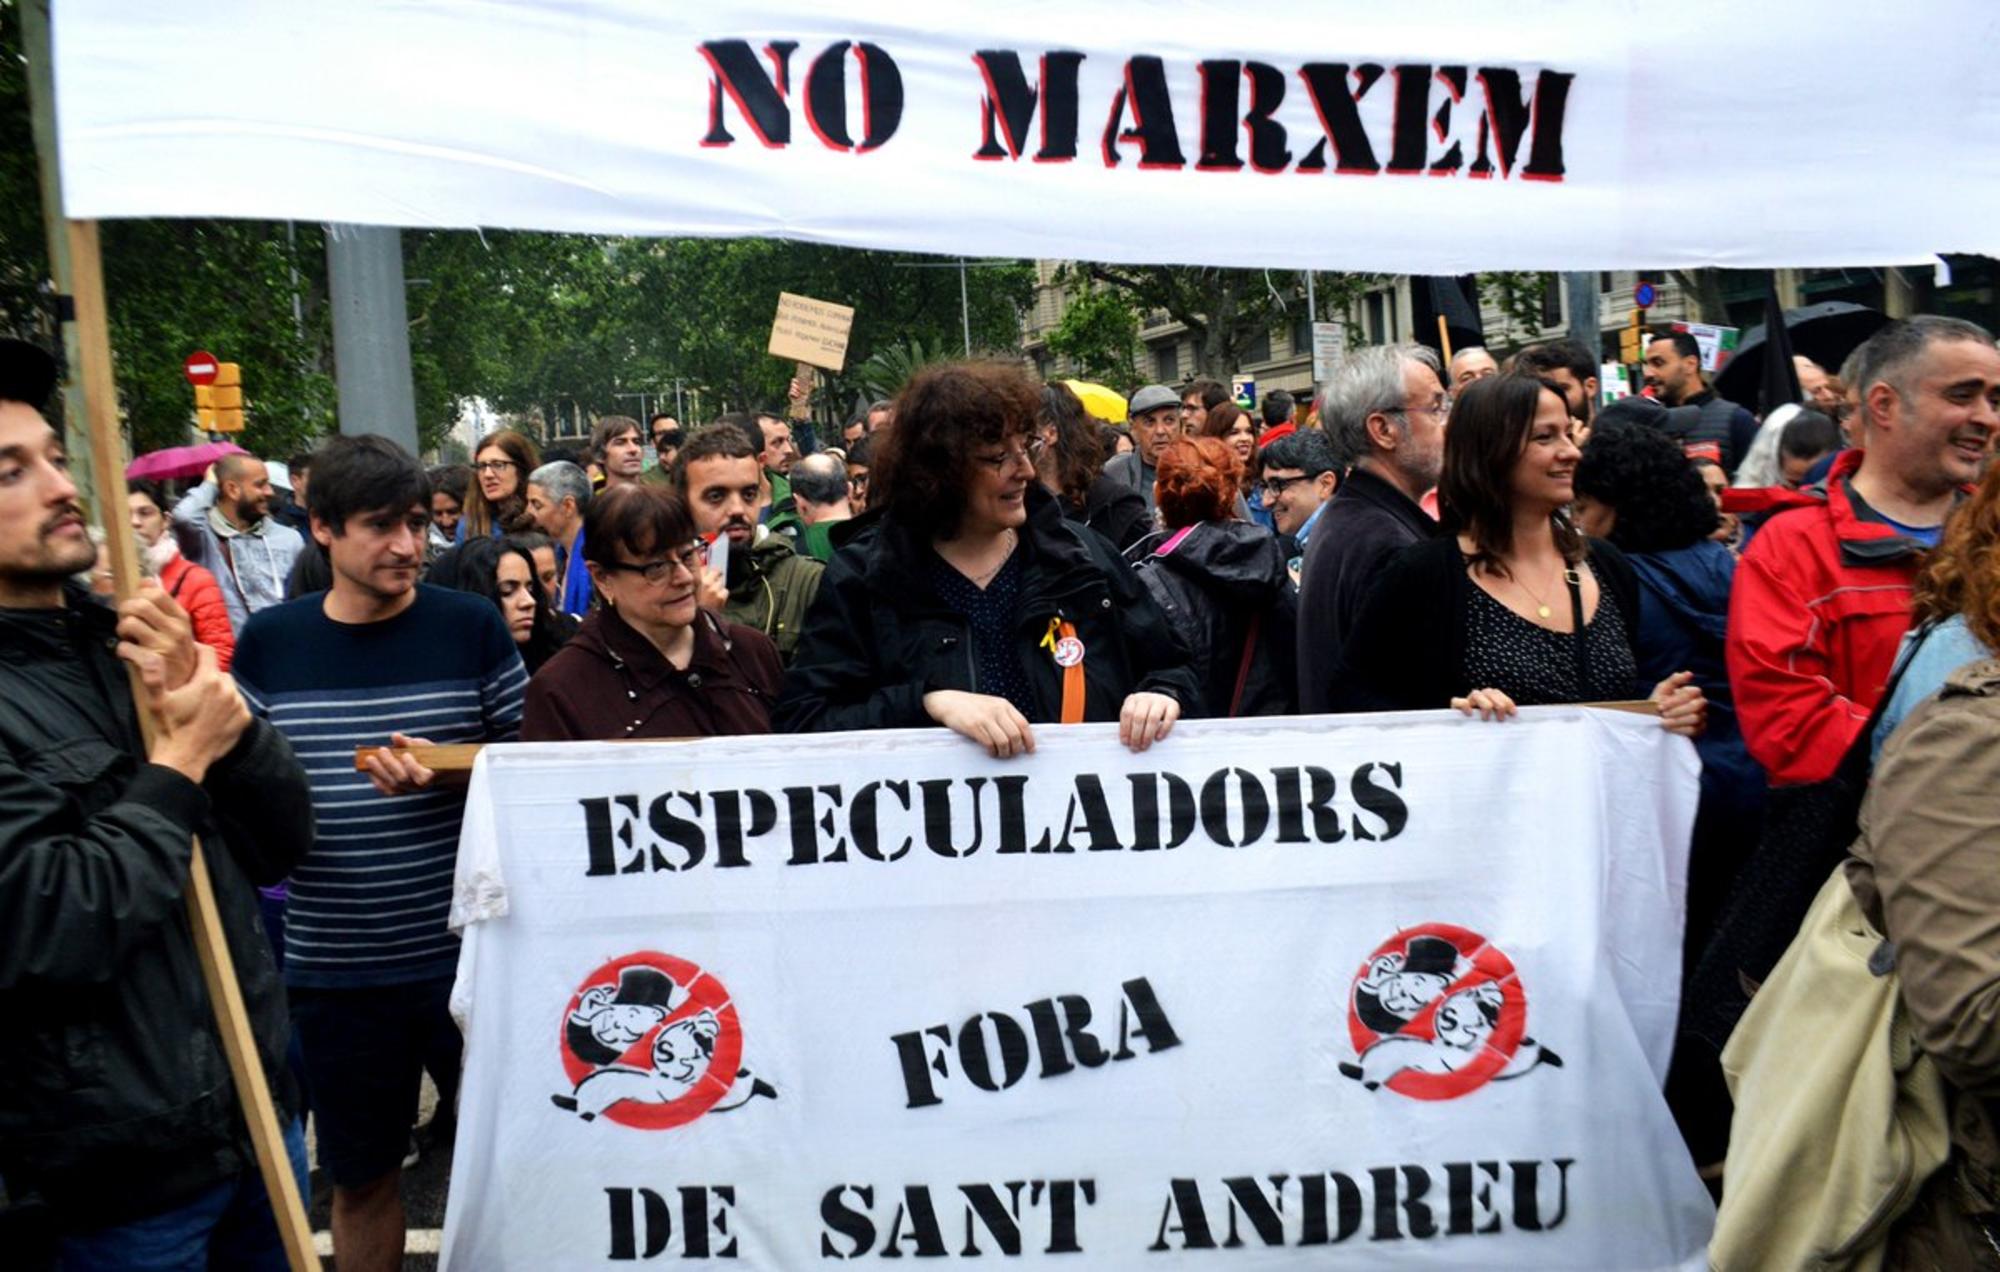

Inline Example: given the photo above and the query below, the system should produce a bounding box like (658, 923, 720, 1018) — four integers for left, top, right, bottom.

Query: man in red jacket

(1727, 315, 2000, 784)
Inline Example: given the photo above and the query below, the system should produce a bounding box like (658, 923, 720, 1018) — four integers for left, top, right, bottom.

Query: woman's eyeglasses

(473, 459, 519, 474)
(601, 543, 703, 583)
(974, 438, 1047, 472)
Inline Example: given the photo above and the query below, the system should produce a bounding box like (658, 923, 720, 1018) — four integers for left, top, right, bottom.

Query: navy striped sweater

(234, 586, 526, 988)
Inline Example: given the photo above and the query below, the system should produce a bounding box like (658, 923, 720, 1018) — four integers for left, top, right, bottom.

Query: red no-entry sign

(184, 351, 219, 385)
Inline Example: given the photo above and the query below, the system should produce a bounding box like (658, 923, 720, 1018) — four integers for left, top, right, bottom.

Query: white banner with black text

(53, 1, 2000, 270)
(441, 709, 1712, 1269)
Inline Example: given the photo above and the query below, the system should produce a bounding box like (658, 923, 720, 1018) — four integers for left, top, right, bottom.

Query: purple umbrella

(126, 441, 247, 483)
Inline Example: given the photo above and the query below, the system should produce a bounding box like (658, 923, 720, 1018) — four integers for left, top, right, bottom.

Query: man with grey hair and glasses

(524, 460, 594, 616)
(1296, 343, 1448, 712)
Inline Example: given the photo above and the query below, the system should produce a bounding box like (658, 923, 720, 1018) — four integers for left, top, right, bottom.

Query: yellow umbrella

(1062, 379, 1128, 423)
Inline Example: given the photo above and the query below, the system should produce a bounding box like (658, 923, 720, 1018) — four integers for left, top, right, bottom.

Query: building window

(1539, 276, 1563, 328)
(1154, 342, 1179, 383)
(1291, 314, 1312, 357)
(1364, 291, 1388, 345)
(1242, 329, 1272, 365)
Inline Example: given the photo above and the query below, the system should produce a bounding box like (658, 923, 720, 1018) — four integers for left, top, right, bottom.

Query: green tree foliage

(853, 337, 948, 403)
(1074, 264, 1281, 376)
(1043, 286, 1140, 388)
(1071, 264, 1383, 379)
(1475, 271, 1561, 349)
(99, 221, 335, 458)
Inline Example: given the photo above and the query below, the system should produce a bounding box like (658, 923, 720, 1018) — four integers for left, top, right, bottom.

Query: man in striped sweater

(234, 434, 526, 1272)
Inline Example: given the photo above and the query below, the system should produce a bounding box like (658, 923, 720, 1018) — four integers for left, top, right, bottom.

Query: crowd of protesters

(3, 307, 2000, 1268)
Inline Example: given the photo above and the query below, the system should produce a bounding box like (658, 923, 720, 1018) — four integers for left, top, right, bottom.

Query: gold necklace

(1508, 559, 1567, 621)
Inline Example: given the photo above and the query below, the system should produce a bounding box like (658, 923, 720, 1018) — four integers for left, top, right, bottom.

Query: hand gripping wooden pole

(67, 220, 318, 1272)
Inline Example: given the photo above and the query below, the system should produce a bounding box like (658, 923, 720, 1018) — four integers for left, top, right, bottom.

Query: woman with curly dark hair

(776, 361, 1199, 754)
(1035, 382, 1150, 551)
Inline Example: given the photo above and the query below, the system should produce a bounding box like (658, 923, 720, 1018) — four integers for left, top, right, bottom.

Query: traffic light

(212, 362, 245, 432)
(194, 363, 245, 432)
(1618, 310, 1646, 365)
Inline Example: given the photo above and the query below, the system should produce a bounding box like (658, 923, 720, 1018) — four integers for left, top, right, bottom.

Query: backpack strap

(1228, 611, 1264, 717)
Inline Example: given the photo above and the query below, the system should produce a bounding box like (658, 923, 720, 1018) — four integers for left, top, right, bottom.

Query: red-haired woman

(776, 361, 1200, 754)
(1132, 438, 1296, 715)
(1330, 374, 1706, 734)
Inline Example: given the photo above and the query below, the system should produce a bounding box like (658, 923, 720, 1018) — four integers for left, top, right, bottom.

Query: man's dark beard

(3, 514, 97, 588)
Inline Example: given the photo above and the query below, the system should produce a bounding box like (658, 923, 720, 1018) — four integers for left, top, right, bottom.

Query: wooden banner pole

(1437, 313, 1454, 367)
(66, 219, 318, 1272)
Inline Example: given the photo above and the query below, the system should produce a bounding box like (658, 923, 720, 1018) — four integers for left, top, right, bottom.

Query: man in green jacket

(677, 423, 824, 662)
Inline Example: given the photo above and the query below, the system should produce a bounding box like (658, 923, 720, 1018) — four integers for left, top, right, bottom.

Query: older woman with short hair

(775, 360, 1200, 754)
(520, 484, 780, 741)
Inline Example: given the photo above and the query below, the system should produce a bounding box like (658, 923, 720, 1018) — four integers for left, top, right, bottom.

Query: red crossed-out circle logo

(1341, 923, 1539, 1102)
(554, 951, 744, 1130)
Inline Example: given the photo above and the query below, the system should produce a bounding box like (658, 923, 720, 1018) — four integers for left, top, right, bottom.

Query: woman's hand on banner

(1119, 692, 1180, 753)
(923, 690, 1035, 759)
(1451, 688, 1518, 721)
(360, 730, 439, 796)
(1650, 671, 1707, 739)
(116, 581, 196, 691)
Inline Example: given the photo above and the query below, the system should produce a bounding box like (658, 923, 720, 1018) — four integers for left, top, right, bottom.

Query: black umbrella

(1714, 301, 1889, 407)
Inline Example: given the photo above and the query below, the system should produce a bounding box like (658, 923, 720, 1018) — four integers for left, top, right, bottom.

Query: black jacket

(1072, 475, 1152, 554)
(1327, 535, 1643, 713)
(776, 486, 1202, 731)
(1296, 466, 1436, 712)
(0, 589, 313, 1230)
(1131, 521, 1297, 716)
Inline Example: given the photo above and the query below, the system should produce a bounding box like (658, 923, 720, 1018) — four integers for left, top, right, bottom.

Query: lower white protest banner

(441, 709, 1714, 1268)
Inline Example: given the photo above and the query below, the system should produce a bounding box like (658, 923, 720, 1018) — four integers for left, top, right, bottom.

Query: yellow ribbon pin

(1040, 616, 1062, 654)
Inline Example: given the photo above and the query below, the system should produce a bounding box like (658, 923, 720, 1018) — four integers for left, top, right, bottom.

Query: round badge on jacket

(1052, 635, 1086, 668)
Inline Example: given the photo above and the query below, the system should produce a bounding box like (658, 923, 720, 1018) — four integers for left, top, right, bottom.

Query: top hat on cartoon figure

(1354, 935, 1463, 1035)
(566, 965, 685, 1066)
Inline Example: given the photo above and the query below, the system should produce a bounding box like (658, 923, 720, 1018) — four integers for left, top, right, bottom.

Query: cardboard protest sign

(768, 292, 855, 371)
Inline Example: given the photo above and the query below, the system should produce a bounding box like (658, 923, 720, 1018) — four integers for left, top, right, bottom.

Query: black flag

(1412, 276, 1485, 362)
(1758, 274, 1803, 414)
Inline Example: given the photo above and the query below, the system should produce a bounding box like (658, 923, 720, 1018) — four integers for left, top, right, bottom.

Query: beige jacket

(1847, 657, 2000, 1268)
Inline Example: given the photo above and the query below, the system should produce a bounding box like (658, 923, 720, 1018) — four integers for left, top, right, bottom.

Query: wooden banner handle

(68, 219, 317, 1272)
(788, 361, 816, 423)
